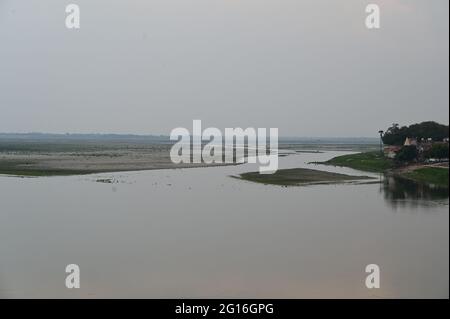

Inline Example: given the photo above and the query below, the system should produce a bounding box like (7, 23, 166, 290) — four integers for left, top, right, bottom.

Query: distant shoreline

(0, 132, 380, 144)
(0, 151, 241, 177)
(0, 139, 236, 177)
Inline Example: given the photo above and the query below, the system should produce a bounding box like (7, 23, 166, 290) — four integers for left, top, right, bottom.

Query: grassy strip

(324, 152, 448, 187)
(237, 168, 373, 186)
(402, 167, 449, 187)
(323, 151, 394, 173)
(0, 159, 97, 176)
(0, 169, 97, 177)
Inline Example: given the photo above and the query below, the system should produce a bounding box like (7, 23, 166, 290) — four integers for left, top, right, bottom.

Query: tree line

(382, 121, 449, 146)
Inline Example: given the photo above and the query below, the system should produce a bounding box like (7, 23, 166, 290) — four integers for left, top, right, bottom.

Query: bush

(395, 145, 418, 162)
(426, 143, 449, 160)
(382, 121, 449, 146)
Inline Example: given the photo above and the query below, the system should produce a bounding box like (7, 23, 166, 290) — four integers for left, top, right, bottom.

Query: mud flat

(0, 138, 234, 176)
(236, 168, 373, 186)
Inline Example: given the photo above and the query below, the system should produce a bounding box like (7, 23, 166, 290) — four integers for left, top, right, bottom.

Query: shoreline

(0, 154, 241, 177)
(0, 141, 243, 177)
(321, 151, 449, 187)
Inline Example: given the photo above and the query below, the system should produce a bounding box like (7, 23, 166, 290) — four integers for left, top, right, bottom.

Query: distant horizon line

(0, 132, 380, 140)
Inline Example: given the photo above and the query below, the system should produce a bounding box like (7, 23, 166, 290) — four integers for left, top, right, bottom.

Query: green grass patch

(324, 151, 394, 173)
(0, 159, 97, 176)
(237, 168, 373, 186)
(0, 169, 97, 177)
(402, 167, 449, 187)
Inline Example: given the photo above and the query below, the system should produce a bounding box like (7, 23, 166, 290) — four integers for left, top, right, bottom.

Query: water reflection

(0, 150, 448, 298)
(382, 175, 449, 208)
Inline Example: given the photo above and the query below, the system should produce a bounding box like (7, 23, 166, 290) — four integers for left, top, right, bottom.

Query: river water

(0, 150, 448, 298)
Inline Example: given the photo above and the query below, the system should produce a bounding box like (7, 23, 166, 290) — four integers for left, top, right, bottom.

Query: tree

(395, 145, 418, 162)
(382, 123, 408, 145)
(382, 121, 449, 146)
(408, 121, 449, 142)
(426, 143, 449, 160)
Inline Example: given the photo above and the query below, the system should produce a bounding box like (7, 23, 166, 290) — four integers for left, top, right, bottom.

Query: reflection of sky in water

(0, 150, 448, 298)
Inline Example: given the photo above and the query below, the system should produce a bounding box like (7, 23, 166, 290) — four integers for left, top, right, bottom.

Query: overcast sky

(0, 0, 448, 137)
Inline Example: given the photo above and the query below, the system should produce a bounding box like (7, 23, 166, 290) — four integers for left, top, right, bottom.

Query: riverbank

(322, 151, 394, 172)
(323, 151, 449, 187)
(0, 152, 239, 177)
(400, 167, 449, 187)
(0, 140, 236, 176)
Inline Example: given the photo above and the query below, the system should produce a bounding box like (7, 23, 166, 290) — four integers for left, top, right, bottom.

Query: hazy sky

(0, 0, 448, 137)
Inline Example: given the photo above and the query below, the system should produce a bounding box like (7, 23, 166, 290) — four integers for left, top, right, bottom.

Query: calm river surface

(0, 150, 448, 298)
